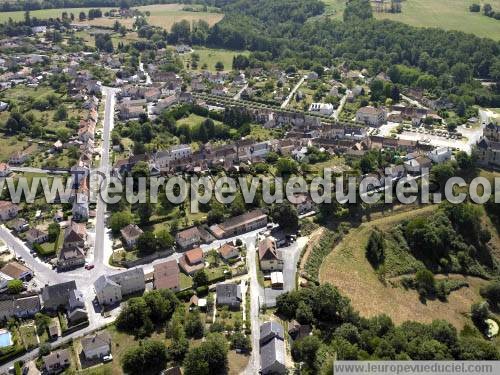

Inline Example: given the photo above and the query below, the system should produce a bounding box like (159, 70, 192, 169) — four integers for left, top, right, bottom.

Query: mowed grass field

(319, 205, 489, 329)
(183, 47, 249, 72)
(0, 7, 113, 22)
(0, 4, 223, 32)
(372, 0, 500, 40)
(137, 4, 224, 31)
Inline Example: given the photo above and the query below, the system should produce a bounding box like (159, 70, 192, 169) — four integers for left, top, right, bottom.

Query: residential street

(243, 237, 261, 375)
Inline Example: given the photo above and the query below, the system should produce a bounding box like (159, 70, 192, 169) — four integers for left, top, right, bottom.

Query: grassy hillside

(319, 0, 500, 40)
(372, 0, 500, 41)
(319, 201, 500, 328)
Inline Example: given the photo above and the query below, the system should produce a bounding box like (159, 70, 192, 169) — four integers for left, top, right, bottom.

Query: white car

(103, 354, 113, 362)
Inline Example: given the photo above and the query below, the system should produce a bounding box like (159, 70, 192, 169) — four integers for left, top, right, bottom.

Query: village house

(152, 144, 192, 169)
(428, 147, 452, 164)
(64, 221, 87, 249)
(218, 243, 239, 261)
(209, 209, 267, 239)
(0, 295, 41, 320)
(216, 283, 242, 310)
(175, 226, 202, 250)
(25, 228, 49, 245)
(258, 238, 283, 272)
(260, 322, 286, 375)
(43, 349, 71, 374)
(475, 122, 500, 169)
(121, 224, 143, 249)
(404, 156, 432, 175)
(0, 261, 33, 281)
(288, 320, 312, 341)
(0, 201, 19, 221)
(81, 332, 112, 360)
(308, 102, 334, 116)
(41, 281, 77, 312)
(153, 260, 180, 292)
(94, 268, 145, 306)
(179, 247, 204, 275)
(57, 246, 86, 271)
(9, 151, 28, 165)
(356, 106, 387, 127)
(8, 218, 29, 232)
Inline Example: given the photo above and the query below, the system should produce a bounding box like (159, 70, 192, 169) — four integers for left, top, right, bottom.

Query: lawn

(0, 137, 29, 162)
(228, 351, 250, 375)
(319, 205, 489, 329)
(373, 0, 500, 41)
(18, 325, 38, 350)
(180, 272, 193, 290)
(183, 47, 249, 72)
(176, 113, 222, 129)
(0, 7, 113, 23)
(136, 4, 224, 31)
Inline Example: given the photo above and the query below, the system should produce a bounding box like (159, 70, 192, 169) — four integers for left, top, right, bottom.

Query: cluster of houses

(0, 278, 88, 329)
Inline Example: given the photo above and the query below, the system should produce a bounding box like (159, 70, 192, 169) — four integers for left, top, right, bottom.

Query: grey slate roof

(260, 337, 286, 375)
(260, 321, 284, 346)
(41, 281, 77, 309)
(81, 331, 111, 353)
(216, 283, 241, 308)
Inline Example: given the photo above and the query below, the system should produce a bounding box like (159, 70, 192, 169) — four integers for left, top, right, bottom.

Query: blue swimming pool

(0, 330, 12, 348)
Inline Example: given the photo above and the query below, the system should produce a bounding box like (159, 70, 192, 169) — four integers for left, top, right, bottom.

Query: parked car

(85, 264, 95, 270)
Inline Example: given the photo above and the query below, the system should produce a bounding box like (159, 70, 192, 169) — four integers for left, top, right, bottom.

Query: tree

(53, 105, 67, 121)
(183, 333, 228, 375)
(344, 0, 373, 21)
(48, 222, 60, 242)
(455, 151, 473, 170)
(415, 269, 435, 297)
(121, 340, 168, 375)
(137, 232, 158, 255)
(481, 281, 500, 309)
(156, 229, 174, 250)
(143, 290, 175, 324)
(451, 63, 472, 85)
(79, 11, 86, 21)
(270, 203, 299, 232)
(215, 61, 224, 71)
(276, 157, 298, 175)
(109, 211, 132, 234)
(185, 311, 204, 338)
(369, 79, 385, 101)
(137, 202, 154, 224)
(365, 229, 385, 267)
(471, 302, 490, 333)
(469, 4, 481, 12)
(7, 279, 23, 294)
(291, 335, 321, 371)
(193, 270, 208, 287)
(230, 332, 251, 352)
(484, 3, 493, 16)
(116, 297, 153, 337)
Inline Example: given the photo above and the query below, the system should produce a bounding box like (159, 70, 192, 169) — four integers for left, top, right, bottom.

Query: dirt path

(298, 228, 324, 284)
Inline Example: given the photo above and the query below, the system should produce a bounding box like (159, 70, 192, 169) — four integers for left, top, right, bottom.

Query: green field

(0, 7, 113, 23)
(372, 0, 500, 40)
(184, 47, 249, 72)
